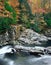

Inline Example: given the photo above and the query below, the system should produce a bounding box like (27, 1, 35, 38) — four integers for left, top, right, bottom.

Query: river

(0, 53, 51, 65)
(0, 40, 51, 65)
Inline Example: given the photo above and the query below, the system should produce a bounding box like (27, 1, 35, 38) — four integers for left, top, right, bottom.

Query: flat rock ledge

(15, 45, 51, 56)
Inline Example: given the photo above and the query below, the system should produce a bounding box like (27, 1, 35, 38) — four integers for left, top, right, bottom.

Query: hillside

(0, 0, 51, 34)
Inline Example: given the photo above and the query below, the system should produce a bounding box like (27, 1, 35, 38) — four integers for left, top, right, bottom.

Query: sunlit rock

(18, 29, 48, 45)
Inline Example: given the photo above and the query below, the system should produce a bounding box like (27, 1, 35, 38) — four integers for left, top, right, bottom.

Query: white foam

(0, 46, 16, 55)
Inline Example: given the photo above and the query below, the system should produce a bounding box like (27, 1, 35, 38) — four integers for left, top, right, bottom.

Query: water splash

(0, 45, 16, 55)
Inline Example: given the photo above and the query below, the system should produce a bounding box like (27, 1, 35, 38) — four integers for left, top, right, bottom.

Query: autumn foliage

(0, 0, 51, 34)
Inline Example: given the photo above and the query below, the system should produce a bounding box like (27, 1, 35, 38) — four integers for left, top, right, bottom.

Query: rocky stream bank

(0, 27, 51, 56)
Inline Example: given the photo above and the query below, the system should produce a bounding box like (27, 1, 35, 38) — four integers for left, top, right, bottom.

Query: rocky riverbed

(0, 41, 51, 65)
(0, 29, 51, 45)
(0, 28, 51, 65)
(0, 44, 51, 56)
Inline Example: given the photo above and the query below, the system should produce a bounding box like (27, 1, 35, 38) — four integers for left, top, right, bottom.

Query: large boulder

(18, 29, 48, 45)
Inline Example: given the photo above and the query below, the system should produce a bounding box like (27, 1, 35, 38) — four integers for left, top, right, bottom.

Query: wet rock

(15, 45, 47, 56)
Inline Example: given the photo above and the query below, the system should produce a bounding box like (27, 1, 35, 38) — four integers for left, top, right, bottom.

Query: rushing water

(0, 53, 51, 65)
(0, 40, 51, 65)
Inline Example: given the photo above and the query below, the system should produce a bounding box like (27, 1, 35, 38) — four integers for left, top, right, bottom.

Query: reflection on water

(0, 53, 51, 65)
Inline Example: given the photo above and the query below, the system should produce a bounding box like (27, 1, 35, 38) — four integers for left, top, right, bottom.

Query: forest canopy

(0, 0, 51, 34)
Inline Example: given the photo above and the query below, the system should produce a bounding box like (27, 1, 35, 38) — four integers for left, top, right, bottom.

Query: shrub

(44, 12, 51, 27)
(0, 17, 13, 34)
